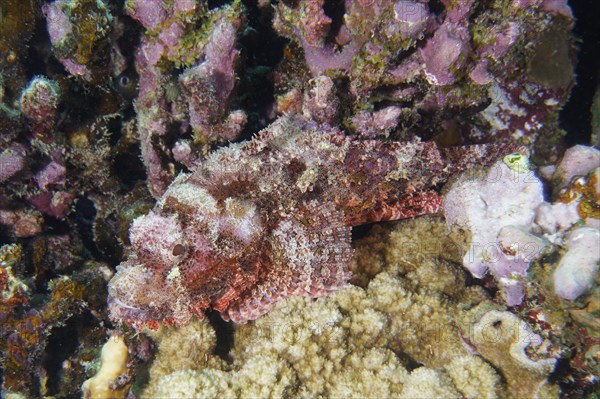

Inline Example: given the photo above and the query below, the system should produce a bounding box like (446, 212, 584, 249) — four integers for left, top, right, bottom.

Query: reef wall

(0, 0, 597, 397)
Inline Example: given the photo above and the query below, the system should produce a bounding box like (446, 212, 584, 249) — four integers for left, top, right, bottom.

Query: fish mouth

(107, 292, 153, 323)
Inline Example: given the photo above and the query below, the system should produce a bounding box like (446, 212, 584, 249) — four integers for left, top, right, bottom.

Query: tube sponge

(81, 336, 130, 399)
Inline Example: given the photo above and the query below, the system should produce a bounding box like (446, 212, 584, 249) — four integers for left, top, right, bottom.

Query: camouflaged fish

(108, 116, 514, 327)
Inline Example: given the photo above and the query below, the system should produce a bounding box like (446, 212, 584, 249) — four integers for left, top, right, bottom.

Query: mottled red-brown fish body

(108, 116, 515, 327)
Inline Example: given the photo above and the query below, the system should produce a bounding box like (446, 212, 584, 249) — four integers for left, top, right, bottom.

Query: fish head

(107, 173, 262, 328)
(107, 209, 195, 327)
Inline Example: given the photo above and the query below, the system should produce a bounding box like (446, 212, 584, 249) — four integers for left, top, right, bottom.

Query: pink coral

(125, 0, 167, 31)
(35, 161, 66, 190)
(0, 209, 43, 238)
(553, 227, 599, 300)
(43, 0, 112, 81)
(179, 19, 247, 142)
(27, 191, 74, 219)
(350, 106, 403, 139)
(19, 77, 60, 140)
(108, 116, 517, 328)
(392, 1, 431, 36)
(0, 144, 26, 183)
(420, 22, 470, 86)
(128, 0, 245, 197)
(469, 21, 520, 85)
(301, 75, 340, 125)
(552, 145, 600, 194)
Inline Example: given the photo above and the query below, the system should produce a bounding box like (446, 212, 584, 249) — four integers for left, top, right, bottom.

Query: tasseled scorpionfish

(108, 117, 515, 328)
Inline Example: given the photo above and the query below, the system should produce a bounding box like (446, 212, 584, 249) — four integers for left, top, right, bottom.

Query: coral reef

(0, 252, 106, 394)
(458, 308, 560, 399)
(443, 145, 599, 393)
(0, 0, 596, 397)
(19, 76, 61, 140)
(271, 0, 575, 161)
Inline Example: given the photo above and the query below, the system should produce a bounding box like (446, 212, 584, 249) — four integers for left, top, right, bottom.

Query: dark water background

(560, 0, 600, 145)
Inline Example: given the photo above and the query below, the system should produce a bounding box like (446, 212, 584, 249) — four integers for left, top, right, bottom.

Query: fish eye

(172, 243, 186, 257)
(111, 72, 139, 100)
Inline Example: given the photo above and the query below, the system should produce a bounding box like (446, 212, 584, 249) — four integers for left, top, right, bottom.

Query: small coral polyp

(108, 116, 516, 328)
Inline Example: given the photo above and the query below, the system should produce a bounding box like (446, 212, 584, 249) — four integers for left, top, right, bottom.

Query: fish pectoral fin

(222, 201, 353, 323)
(347, 190, 443, 226)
